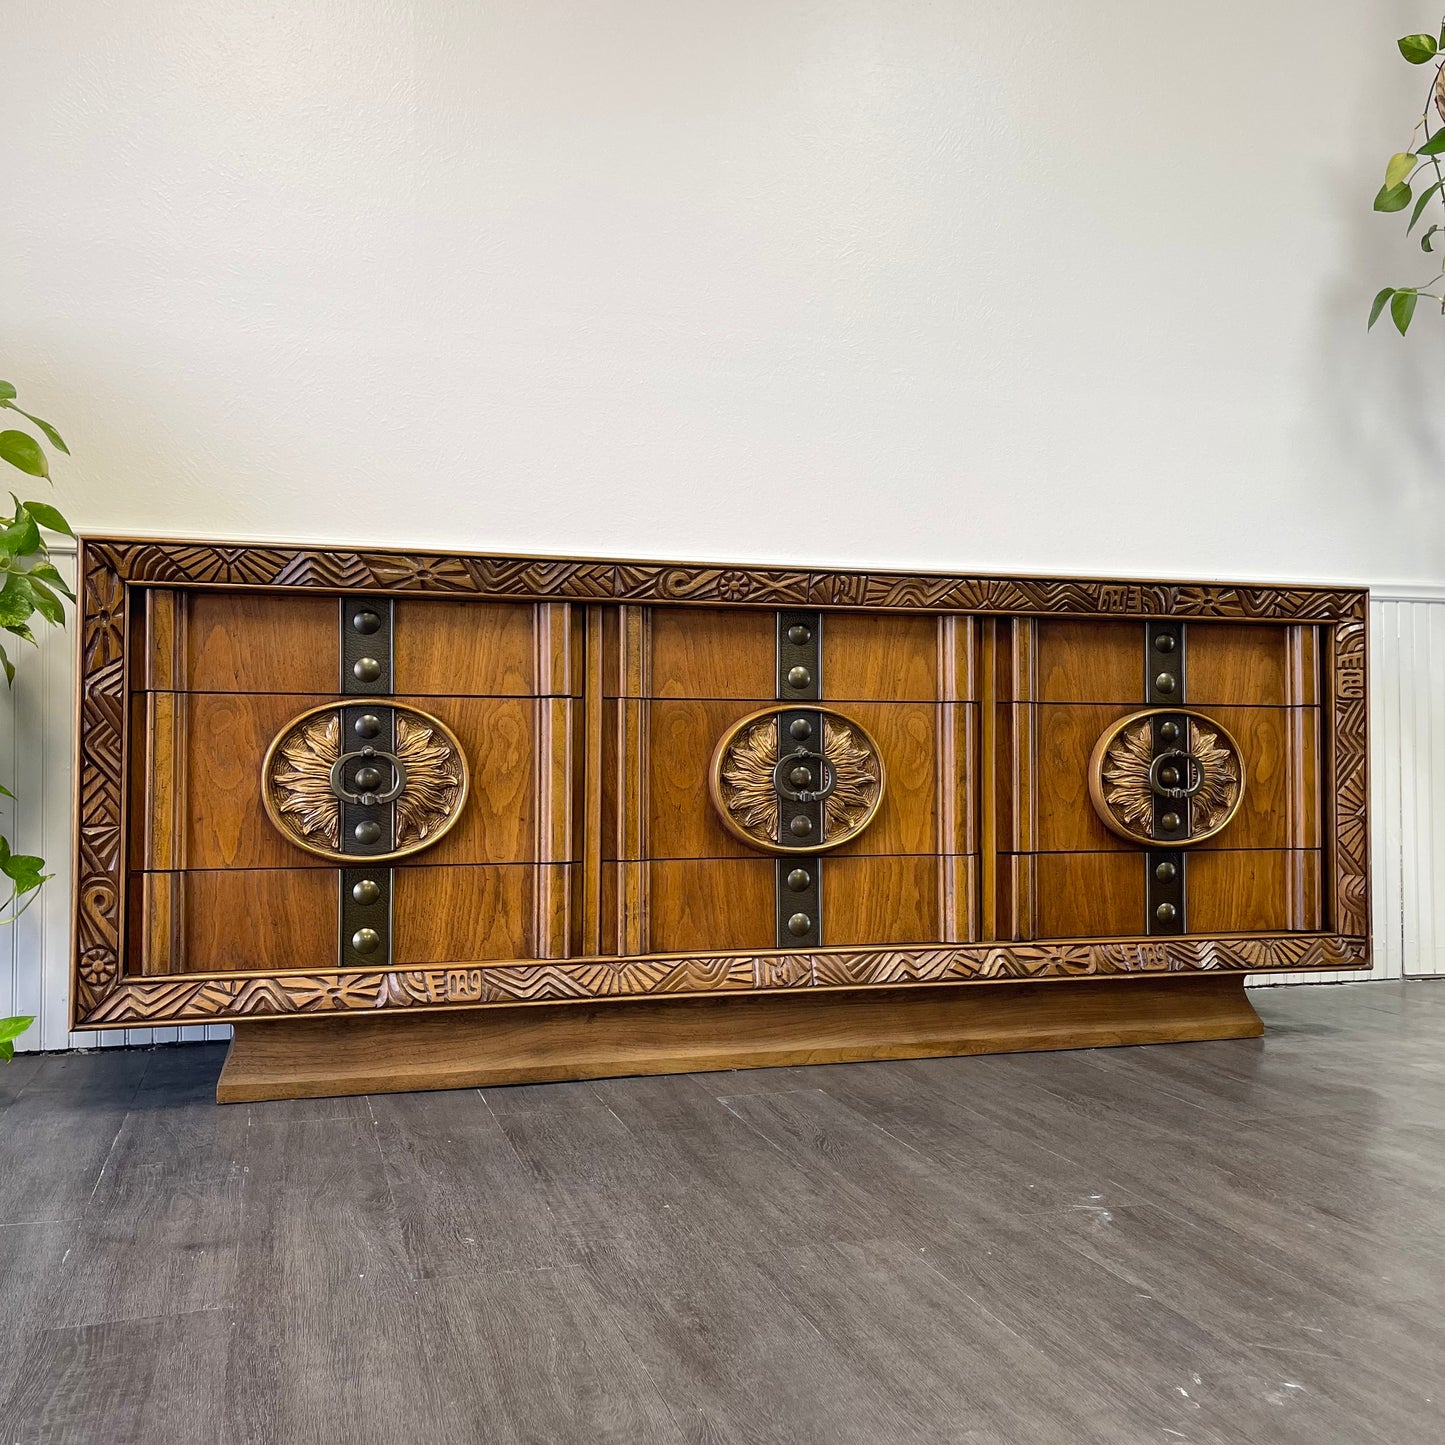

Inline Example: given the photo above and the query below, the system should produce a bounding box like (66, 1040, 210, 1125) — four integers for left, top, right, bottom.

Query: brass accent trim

(1087, 707, 1245, 848)
(261, 701, 470, 863)
(708, 704, 886, 855)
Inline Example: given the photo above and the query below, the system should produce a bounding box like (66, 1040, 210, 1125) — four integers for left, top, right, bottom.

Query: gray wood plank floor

(1, 980, 1442, 1444)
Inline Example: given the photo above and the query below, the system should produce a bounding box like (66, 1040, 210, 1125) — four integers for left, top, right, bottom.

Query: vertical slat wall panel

(3, 561, 1439, 1050)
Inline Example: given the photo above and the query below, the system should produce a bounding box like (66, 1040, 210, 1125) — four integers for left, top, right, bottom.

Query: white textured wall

(2, 2, 1444, 1045)
(3, 0, 1444, 586)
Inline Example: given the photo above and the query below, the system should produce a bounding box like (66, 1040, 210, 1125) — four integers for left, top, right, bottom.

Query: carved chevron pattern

(79, 935, 1368, 1026)
(70, 538, 1373, 1026)
(88, 538, 1366, 622)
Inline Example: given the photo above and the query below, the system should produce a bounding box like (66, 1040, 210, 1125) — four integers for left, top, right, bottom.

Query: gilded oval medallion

(261, 702, 469, 862)
(708, 705, 886, 854)
(1087, 707, 1245, 847)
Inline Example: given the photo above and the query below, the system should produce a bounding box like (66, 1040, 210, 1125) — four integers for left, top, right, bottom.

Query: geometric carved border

(70, 536, 1372, 1029)
(81, 935, 1368, 1027)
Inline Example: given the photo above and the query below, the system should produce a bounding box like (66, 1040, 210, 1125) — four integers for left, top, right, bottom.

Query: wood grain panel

(642, 607, 775, 699)
(1187, 623, 1295, 706)
(392, 600, 542, 696)
(823, 614, 941, 700)
(154, 692, 538, 870)
(1033, 621, 1141, 704)
(134, 864, 544, 973)
(393, 865, 541, 963)
(138, 867, 338, 972)
(643, 859, 775, 953)
(181, 593, 337, 694)
(1023, 703, 1321, 855)
(1031, 852, 1145, 939)
(824, 855, 946, 946)
(1187, 850, 1321, 933)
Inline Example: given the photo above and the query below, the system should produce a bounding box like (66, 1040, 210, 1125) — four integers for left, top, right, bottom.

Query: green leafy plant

(1370, 21, 1445, 332)
(0, 380, 74, 1058)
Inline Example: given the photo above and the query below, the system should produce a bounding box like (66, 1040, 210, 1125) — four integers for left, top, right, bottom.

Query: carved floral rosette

(708, 705, 885, 854)
(1087, 708, 1245, 847)
(261, 702, 469, 862)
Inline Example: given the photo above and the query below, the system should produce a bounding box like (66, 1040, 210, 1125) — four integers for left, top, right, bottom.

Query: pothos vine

(1370, 23, 1445, 333)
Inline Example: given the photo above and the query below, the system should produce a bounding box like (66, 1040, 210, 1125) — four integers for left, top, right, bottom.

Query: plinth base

(215, 973, 1263, 1103)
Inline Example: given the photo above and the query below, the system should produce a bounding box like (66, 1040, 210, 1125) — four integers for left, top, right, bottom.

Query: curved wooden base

(215, 974, 1263, 1103)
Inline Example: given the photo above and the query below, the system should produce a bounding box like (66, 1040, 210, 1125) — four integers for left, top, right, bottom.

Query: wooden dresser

(71, 538, 1369, 1100)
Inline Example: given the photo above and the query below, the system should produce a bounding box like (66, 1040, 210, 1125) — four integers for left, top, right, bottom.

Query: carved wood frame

(72, 536, 1370, 1028)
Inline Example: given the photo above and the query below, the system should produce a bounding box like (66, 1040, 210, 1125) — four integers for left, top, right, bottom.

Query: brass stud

(1154, 634, 1176, 653)
(351, 927, 381, 955)
(354, 713, 382, 739)
(351, 878, 381, 906)
(1158, 765, 1180, 787)
(786, 665, 812, 689)
(1155, 903, 1177, 923)
(789, 816, 813, 837)
(789, 717, 812, 740)
(787, 624, 812, 645)
(786, 912, 812, 937)
(1154, 672, 1177, 695)
(353, 657, 382, 684)
(354, 820, 382, 845)
(1154, 860, 1177, 882)
(789, 765, 813, 787)
(786, 868, 811, 891)
(354, 765, 383, 790)
(352, 609, 383, 635)
(1160, 812, 1181, 832)
(1159, 720, 1180, 742)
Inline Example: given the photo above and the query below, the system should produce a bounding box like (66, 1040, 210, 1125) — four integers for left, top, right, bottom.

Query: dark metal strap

(340, 866, 393, 966)
(775, 612, 823, 946)
(1144, 622, 1187, 936)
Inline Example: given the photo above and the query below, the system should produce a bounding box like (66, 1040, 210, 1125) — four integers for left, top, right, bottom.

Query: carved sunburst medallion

(708, 706, 886, 854)
(1087, 708, 1245, 847)
(261, 702, 469, 862)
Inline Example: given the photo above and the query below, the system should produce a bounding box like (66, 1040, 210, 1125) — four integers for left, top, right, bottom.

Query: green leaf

(1375, 181, 1413, 212)
(1369, 286, 1397, 329)
(1419, 129, 1445, 156)
(0, 1040, 13, 1061)
(26, 577, 63, 626)
(0, 511, 42, 561)
(0, 783, 12, 799)
(0, 405, 68, 456)
(0, 575, 36, 629)
(4, 622, 37, 646)
(0, 431, 47, 479)
(1387, 152, 1419, 187)
(1424, 224, 1442, 252)
(1399, 33, 1438, 63)
(0, 383, 14, 401)
(1392, 287, 1420, 334)
(0, 642, 14, 687)
(1, 854, 49, 895)
(0, 835, 14, 866)
(22, 500, 72, 536)
(26, 563, 74, 601)
(0, 1015, 34, 1044)
(1408, 179, 1442, 230)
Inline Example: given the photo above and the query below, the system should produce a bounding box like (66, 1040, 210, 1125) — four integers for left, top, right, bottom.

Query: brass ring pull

(328, 745, 408, 806)
(1147, 749, 1205, 801)
(771, 748, 838, 805)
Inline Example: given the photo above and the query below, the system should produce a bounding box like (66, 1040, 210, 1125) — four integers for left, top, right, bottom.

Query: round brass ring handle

(1147, 749, 1205, 801)
(771, 748, 837, 805)
(328, 746, 408, 806)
